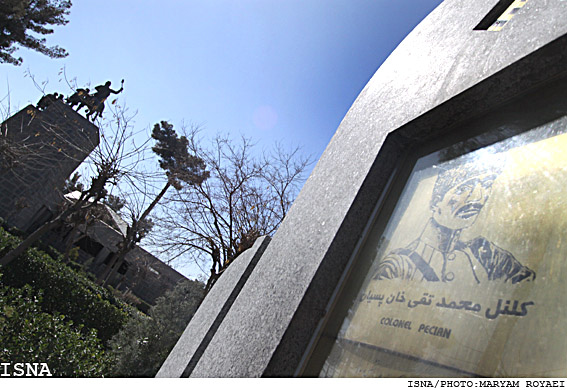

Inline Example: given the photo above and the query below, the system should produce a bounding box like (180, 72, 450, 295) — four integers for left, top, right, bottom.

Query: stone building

(1, 99, 188, 310)
(52, 197, 188, 310)
(0, 99, 98, 232)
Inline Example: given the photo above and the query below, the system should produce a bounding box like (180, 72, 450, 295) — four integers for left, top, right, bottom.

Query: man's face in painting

(431, 172, 497, 231)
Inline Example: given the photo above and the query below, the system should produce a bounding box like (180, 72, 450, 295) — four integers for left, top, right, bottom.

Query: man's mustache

(455, 203, 484, 219)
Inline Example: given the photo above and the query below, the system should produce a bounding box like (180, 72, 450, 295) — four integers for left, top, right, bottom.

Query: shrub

(0, 285, 112, 377)
(109, 279, 205, 377)
(0, 227, 129, 343)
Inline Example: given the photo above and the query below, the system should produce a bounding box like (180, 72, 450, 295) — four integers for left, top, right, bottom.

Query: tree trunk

(0, 216, 63, 267)
(62, 224, 85, 263)
(99, 182, 171, 286)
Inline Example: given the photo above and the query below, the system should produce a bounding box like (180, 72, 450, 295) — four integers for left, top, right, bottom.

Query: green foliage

(0, 285, 112, 377)
(109, 279, 205, 377)
(67, 245, 80, 262)
(151, 121, 209, 190)
(0, 227, 129, 343)
(0, 0, 72, 65)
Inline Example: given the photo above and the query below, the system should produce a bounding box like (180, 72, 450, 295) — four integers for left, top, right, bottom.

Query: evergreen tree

(99, 121, 209, 285)
(151, 120, 209, 190)
(0, 285, 113, 377)
(0, 0, 72, 66)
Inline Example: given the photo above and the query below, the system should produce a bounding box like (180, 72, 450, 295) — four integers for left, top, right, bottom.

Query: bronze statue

(66, 88, 90, 110)
(86, 99, 105, 121)
(37, 92, 60, 110)
(86, 79, 124, 121)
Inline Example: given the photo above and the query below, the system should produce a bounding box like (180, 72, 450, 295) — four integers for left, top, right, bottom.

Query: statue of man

(92, 80, 124, 105)
(37, 92, 60, 110)
(66, 88, 90, 110)
(86, 79, 124, 121)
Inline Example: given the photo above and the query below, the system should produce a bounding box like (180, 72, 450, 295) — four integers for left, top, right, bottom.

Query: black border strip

(474, 0, 517, 30)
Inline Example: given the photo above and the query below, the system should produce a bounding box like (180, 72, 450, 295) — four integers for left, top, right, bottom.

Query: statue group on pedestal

(37, 80, 124, 122)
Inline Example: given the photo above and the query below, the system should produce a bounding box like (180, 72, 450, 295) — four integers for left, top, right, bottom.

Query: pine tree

(103, 194, 126, 214)
(0, 0, 72, 65)
(151, 121, 209, 190)
(99, 121, 209, 285)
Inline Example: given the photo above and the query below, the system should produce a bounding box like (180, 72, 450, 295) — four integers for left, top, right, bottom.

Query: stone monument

(0, 100, 99, 232)
(158, 0, 567, 377)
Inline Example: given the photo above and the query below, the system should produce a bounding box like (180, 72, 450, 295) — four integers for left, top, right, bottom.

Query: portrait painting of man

(319, 119, 567, 378)
(373, 161, 536, 284)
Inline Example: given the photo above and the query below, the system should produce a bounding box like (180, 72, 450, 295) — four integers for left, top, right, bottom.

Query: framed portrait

(303, 81, 567, 377)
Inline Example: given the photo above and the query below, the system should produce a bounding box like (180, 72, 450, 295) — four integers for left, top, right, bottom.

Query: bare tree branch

(153, 126, 313, 292)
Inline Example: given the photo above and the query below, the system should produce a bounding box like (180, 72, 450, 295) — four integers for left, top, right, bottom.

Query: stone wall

(0, 101, 99, 231)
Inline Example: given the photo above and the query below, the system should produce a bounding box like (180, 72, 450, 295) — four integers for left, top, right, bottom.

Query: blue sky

(1, 0, 443, 278)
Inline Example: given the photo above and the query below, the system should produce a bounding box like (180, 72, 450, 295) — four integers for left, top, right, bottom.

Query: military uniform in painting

(374, 162, 535, 284)
(375, 218, 535, 284)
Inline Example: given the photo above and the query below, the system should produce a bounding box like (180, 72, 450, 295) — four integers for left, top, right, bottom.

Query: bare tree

(153, 127, 312, 292)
